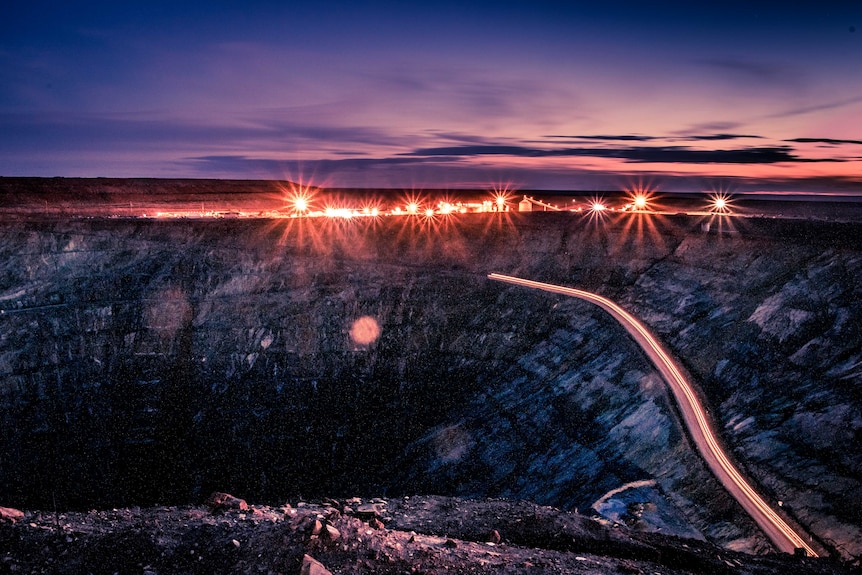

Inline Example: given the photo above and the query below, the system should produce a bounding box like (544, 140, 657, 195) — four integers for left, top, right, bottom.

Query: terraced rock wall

(0, 213, 859, 558)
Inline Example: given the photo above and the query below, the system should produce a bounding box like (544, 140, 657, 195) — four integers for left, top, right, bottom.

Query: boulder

(355, 503, 383, 518)
(300, 554, 332, 575)
(368, 517, 384, 530)
(322, 524, 341, 542)
(0, 506, 24, 523)
(205, 492, 248, 512)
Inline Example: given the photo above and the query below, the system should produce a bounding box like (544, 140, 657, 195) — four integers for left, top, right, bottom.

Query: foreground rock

(206, 491, 249, 512)
(0, 497, 854, 574)
(0, 506, 24, 523)
(300, 554, 332, 575)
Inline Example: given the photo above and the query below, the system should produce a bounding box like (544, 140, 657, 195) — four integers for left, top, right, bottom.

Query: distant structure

(519, 196, 561, 212)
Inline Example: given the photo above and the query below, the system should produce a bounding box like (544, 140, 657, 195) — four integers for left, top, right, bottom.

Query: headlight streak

(486, 273, 819, 558)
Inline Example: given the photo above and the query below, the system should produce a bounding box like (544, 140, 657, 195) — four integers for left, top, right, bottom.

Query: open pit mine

(0, 180, 860, 573)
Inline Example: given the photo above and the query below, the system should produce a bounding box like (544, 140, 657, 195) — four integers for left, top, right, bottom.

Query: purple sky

(2, 1, 861, 193)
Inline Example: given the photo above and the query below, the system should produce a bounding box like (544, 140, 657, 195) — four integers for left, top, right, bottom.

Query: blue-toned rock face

(0, 212, 859, 558)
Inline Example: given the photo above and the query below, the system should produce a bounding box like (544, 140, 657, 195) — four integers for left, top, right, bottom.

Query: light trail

(487, 273, 818, 557)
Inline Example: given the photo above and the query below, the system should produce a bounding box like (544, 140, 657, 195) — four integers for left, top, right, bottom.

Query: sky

(1, 1, 861, 193)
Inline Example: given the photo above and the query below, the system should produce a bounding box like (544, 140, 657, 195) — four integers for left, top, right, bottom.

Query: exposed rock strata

(0, 213, 859, 559)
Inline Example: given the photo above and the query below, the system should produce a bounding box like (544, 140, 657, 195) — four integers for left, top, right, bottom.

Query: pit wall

(0, 213, 859, 557)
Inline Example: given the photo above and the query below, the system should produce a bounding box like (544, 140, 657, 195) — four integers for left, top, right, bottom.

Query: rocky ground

(0, 495, 855, 575)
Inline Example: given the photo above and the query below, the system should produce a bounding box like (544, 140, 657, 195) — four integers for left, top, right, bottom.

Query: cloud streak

(546, 135, 658, 142)
(694, 58, 801, 88)
(403, 144, 839, 164)
(184, 154, 862, 193)
(546, 133, 764, 143)
(0, 111, 410, 153)
(680, 134, 763, 141)
(764, 95, 862, 120)
(786, 137, 862, 146)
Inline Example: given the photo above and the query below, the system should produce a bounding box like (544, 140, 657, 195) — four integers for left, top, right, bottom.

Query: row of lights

(287, 191, 515, 219)
(588, 192, 731, 215)
(286, 189, 734, 219)
(591, 192, 731, 214)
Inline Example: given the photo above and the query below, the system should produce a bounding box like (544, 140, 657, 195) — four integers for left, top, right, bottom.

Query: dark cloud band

(403, 144, 839, 164)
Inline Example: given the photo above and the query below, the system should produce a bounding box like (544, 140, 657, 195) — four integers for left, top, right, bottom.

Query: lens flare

(708, 192, 733, 214)
(585, 196, 610, 222)
(622, 178, 661, 213)
(360, 200, 382, 217)
(287, 186, 314, 215)
(349, 316, 381, 345)
(493, 191, 510, 211)
(324, 206, 354, 219)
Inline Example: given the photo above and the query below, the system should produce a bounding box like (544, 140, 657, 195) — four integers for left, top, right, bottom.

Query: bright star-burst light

(629, 191, 656, 212)
(493, 192, 510, 211)
(623, 183, 657, 212)
(585, 196, 610, 222)
(287, 186, 313, 215)
(708, 192, 733, 214)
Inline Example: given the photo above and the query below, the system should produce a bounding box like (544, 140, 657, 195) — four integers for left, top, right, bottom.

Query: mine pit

(1, 210, 860, 562)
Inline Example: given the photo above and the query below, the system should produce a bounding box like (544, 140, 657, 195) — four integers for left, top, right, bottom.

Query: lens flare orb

(349, 316, 381, 345)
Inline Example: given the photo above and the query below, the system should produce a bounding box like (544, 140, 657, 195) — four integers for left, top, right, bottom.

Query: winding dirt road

(488, 273, 818, 557)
